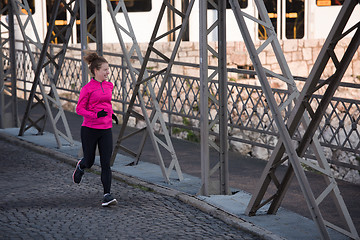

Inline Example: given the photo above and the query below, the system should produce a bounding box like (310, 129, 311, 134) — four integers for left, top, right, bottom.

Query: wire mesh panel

(7, 44, 360, 171)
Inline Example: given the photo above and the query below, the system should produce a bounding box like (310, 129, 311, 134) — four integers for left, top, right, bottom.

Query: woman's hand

(112, 114, 118, 124)
(97, 109, 108, 118)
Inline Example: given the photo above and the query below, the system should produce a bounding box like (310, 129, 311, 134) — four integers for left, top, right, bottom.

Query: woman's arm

(76, 89, 97, 119)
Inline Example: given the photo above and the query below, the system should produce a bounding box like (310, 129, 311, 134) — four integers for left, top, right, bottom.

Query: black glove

(112, 114, 118, 124)
(97, 109, 108, 118)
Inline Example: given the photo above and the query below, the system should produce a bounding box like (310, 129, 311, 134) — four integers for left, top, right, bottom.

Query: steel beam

(94, 0, 103, 55)
(16, 0, 76, 148)
(230, 2, 327, 238)
(79, 0, 103, 87)
(199, 0, 210, 196)
(0, 1, 18, 128)
(79, 0, 88, 87)
(107, 0, 195, 183)
(230, 0, 359, 239)
(199, 0, 230, 196)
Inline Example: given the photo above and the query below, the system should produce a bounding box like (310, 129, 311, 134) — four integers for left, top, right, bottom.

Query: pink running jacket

(76, 78, 114, 129)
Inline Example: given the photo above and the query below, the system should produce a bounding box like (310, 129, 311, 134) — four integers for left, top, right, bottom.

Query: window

(258, 0, 304, 40)
(0, 0, 35, 15)
(285, 0, 304, 39)
(316, 0, 344, 6)
(207, 0, 248, 9)
(110, 0, 152, 12)
(258, 0, 277, 40)
(46, 0, 70, 44)
(75, 1, 96, 43)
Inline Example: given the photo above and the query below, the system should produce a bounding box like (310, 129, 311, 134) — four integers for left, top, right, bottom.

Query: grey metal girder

(199, 0, 230, 196)
(80, 0, 103, 87)
(15, 0, 76, 148)
(229, 0, 359, 239)
(0, 0, 18, 128)
(107, 0, 196, 183)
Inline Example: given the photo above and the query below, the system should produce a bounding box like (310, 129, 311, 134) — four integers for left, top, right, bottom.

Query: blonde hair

(83, 51, 108, 75)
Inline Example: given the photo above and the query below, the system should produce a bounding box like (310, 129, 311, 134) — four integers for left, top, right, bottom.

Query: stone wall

(113, 38, 360, 79)
(85, 38, 360, 99)
(71, 38, 360, 78)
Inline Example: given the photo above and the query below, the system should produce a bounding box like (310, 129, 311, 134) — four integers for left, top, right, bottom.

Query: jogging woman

(72, 51, 118, 207)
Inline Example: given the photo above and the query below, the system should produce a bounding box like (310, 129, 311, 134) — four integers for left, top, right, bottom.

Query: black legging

(80, 126, 113, 194)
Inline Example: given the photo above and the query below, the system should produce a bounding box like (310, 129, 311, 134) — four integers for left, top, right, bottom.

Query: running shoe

(73, 159, 84, 184)
(102, 193, 118, 207)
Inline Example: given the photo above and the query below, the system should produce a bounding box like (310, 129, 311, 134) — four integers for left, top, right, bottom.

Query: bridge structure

(0, 0, 359, 239)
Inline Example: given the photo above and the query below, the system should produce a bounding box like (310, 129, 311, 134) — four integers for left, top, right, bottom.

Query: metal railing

(4, 42, 360, 170)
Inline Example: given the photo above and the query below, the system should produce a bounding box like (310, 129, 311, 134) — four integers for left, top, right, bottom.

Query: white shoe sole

(102, 199, 118, 207)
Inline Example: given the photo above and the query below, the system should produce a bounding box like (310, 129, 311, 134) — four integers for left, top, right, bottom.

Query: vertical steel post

(80, 0, 102, 85)
(80, 0, 88, 87)
(0, 4, 7, 127)
(0, 1, 18, 128)
(8, 2, 18, 127)
(199, 0, 229, 195)
(199, 0, 210, 196)
(95, 0, 103, 55)
(218, 0, 229, 195)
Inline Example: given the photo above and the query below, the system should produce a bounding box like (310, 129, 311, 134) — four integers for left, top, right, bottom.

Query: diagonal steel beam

(232, 0, 359, 239)
(107, 0, 195, 183)
(15, 0, 76, 148)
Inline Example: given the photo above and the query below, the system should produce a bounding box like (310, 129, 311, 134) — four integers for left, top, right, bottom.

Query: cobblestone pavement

(0, 139, 261, 240)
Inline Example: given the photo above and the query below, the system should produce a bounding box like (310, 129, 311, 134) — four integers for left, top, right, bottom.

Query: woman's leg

(98, 128, 113, 194)
(80, 126, 98, 169)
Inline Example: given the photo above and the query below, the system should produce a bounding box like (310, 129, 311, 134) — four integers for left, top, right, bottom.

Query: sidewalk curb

(0, 131, 285, 240)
